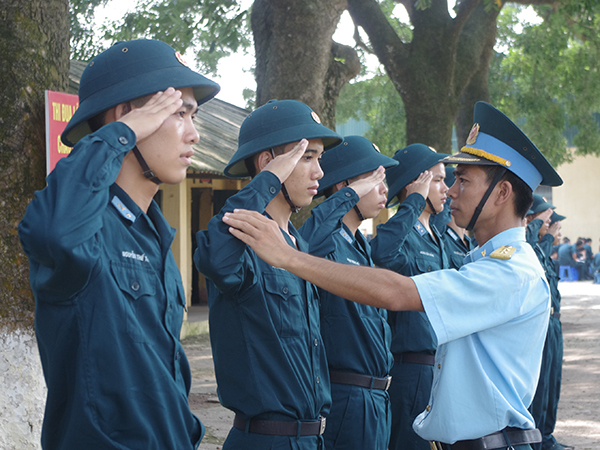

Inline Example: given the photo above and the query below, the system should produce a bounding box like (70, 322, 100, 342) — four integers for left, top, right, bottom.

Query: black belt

(233, 414, 326, 436)
(440, 427, 542, 450)
(393, 352, 435, 366)
(329, 370, 392, 391)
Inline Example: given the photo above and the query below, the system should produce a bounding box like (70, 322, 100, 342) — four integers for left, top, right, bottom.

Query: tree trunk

(251, 0, 360, 227)
(251, 0, 360, 130)
(347, 0, 500, 154)
(0, 0, 69, 446)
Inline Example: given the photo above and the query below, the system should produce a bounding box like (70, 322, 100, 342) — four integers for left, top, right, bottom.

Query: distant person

(526, 196, 572, 450)
(299, 135, 398, 450)
(19, 39, 220, 449)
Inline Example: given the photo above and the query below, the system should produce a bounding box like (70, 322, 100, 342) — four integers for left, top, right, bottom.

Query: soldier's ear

(256, 150, 273, 173)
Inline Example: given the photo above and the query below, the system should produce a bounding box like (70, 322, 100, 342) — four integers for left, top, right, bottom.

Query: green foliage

(336, 70, 406, 155)
(490, 1, 600, 166)
(69, 0, 251, 74)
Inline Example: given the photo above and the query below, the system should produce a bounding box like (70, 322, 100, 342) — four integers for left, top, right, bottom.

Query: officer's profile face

(280, 138, 325, 207)
(448, 164, 490, 229)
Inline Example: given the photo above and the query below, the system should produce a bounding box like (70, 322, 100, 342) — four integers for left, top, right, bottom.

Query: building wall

(552, 153, 600, 249)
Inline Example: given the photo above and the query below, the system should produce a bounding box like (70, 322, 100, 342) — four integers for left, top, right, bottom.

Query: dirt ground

(183, 280, 600, 450)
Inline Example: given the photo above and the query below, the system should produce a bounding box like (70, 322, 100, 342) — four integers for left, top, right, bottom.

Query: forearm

(283, 249, 423, 311)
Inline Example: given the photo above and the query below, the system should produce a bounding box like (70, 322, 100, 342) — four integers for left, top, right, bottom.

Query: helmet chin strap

(465, 168, 505, 232)
(345, 181, 365, 221)
(426, 198, 438, 215)
(132, 145, 162, 185)
(271, 149, 300, 213)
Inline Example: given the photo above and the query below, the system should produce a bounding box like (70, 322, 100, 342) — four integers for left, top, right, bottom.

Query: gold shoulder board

(490, 246, 516, 260)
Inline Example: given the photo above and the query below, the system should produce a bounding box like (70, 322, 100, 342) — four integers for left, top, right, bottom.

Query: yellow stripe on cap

(460, 146, 511, 167)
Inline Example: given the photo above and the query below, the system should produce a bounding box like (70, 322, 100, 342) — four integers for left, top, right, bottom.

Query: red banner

(45, 90, 79, 175)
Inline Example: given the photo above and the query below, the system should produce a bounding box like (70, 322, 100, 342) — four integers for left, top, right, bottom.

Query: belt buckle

(319, 416, 327, 435)
(385, 376, 392, 391)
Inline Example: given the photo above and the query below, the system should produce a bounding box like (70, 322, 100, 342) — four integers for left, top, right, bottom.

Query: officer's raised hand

(405, 170, 433, 200)
(346, 166, 386, 198)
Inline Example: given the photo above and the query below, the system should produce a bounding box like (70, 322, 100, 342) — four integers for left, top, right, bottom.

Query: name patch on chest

(122, 250, 149, 263)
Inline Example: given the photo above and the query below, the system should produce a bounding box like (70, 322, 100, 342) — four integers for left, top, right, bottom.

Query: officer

(194, 99, 342, 450)
(525, 196, 572, 450)
(430, 166, 474, 269)
(223, 101, 563, 450)
(298, 135, 397, 450)
(19, 40, 220, 449)
(370, 143, 449, 450)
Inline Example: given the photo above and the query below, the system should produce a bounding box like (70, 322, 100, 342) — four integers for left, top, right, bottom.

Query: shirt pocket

(415, 256, 442, 274)
(263, 272, 306, 339)
(110, 260, 157, 344)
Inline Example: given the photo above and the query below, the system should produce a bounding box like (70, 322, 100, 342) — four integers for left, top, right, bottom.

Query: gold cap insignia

(373, 143, 381, 153)
(428, 146, 437, 153)
(490, 245, 516, 260)
(311, 111, 321, 124)
(466, 123, 480, 145)
(175, 51, 189, 67)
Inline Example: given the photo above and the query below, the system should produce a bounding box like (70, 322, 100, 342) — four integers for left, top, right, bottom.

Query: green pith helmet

(62, 39, 220, 147)
(317, 135, 398, 196)
(225, 99, 342, 179)
(385, 144, 446, 207)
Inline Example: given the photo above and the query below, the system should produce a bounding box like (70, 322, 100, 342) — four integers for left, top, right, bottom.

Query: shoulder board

(490, 246, 516, 260)
(414, 221, 427, 236)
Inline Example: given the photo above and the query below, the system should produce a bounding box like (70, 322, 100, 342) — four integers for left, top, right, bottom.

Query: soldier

(370, 143, 449, 450)
(526, 196, 572, 450)
(223, 101, 563, 450)
(431, 166, 474, 269)
(299, 135, 397, 450)
(194, 99, 342, 450)
(19, 39, 220, 449)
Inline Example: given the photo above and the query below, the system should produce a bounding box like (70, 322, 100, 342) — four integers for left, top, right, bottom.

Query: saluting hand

(263, 139, 309, 184)
(347, 166, 386, 198)
(405, 170, 433, 200)
(118, 87, 183, 142)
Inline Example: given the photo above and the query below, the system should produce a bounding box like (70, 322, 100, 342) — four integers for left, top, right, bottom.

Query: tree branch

(347, 0, 409, 76)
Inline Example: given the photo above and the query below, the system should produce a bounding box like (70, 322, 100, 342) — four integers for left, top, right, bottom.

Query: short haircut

(87, 93, 155, 133)
(244, 144, 287, 178)
(481, 165, 533, 219)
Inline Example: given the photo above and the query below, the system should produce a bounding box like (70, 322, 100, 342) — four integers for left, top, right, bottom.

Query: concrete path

(183, 280, 600, 450)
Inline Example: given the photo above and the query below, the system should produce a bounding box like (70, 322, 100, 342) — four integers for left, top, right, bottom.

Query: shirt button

(427, 266, 432, 272)
(269, 186, 277, 194)
(175, 352, 180, 361)
(131, 281, 140, 291)
(314, 339, 319, 346)
(316, 376, 320, 384)
(345, 192, 352, 197)
(426, 405, 431, 412)
(118, 136, 128, 145)
(438, 364, 441, 369)
(282, 286, 289, 294)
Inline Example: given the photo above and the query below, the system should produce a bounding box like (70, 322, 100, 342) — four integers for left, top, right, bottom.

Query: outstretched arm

(223, 209, 423, 312)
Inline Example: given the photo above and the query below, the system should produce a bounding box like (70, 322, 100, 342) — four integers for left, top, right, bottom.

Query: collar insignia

(490, 245, 516, 260)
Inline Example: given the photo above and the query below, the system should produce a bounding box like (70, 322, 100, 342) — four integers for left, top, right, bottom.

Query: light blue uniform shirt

(411, 227, 550, 444)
